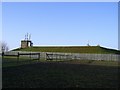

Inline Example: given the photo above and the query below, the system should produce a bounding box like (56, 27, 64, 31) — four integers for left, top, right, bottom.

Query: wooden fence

(45, 52, 119, 61)
(1, 51, 120, 61)
(2, 52, 40, 60)
(46, 53, 72, 61)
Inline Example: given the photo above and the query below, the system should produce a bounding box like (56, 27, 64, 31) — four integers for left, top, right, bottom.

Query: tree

(0, 41, 9, 52)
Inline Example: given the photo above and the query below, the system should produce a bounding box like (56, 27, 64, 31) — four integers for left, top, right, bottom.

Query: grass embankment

(3, 58, 119, 88)
(13, 46, 120, 54)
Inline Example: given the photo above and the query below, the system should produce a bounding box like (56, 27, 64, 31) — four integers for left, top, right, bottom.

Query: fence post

(17, 52, 19, 61)
(55, 54, 57, 61)
(45, 53, 47, 60)
(38, 53, 40, 60)
(30, 53, 31, 60)
(2, 52, 4, 59)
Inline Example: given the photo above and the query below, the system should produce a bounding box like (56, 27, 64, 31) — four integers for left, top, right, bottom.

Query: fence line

(2, 52, 40, 60)
(46, 53, 72, 61)
(1, 51, 120, 61)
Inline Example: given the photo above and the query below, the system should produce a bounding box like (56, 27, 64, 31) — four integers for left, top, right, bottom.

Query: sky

(2, 2, 118, 50)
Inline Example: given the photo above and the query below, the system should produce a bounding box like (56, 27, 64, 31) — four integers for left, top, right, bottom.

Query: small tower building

(21, 33, 33, 48)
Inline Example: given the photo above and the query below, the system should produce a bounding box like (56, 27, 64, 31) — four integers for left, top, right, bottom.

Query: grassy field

(2, 57, 120, 88)
(13, 46, 120, 54)
(2, 56, 40, 67)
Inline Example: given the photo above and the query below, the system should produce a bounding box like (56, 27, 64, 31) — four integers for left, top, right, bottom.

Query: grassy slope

(13, 46, 120, 54)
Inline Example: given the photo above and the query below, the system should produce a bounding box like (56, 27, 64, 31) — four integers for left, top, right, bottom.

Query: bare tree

(0, 41, 9, 52)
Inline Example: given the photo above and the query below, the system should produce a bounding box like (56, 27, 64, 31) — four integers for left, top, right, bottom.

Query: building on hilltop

(21, 33, 33, 48)
(21, 40, 33, 48)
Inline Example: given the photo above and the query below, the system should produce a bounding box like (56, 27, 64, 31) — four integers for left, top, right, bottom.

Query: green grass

(2, 57, 40, 67)
(13, 46, 120, 54)
(3, 58, 119, 88)
(62, 60, 119, 67)
(2, 56, 119, 68)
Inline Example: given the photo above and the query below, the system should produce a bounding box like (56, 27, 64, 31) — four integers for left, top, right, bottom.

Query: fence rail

(1, 51, 120, 61)
(2, 52, 40, 60)
(46, 53, 72, 60)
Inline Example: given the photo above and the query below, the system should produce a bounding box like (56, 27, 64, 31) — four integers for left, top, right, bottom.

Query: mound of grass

(13, 46, 120, 54)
